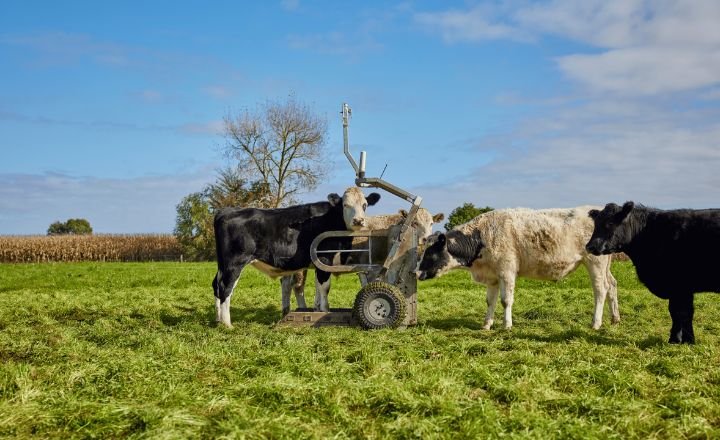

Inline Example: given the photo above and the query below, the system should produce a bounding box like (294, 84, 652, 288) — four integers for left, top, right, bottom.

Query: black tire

(353, 282, 406, 330)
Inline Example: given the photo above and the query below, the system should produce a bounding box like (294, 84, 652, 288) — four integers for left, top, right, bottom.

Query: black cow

(212, 189, 380, 327)
(586, 201, 720, 343)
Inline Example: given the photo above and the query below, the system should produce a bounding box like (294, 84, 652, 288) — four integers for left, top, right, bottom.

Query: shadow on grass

(423, 317, 486, 331)
(230, 304, 280, 326)
(637, 335, 667, 350)
(424, 317, 629, 346)
(156, 304, 281, 327)
(513, 328, 627, 346)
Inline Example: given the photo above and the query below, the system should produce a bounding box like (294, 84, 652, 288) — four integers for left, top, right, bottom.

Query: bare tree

(222, 95, 328, 208)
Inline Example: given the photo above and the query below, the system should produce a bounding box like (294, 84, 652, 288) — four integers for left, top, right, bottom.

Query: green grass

(1, 261, 720, 439)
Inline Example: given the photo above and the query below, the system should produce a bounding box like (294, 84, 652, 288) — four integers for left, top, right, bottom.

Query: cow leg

(499, 274, 516, 329)
(213, 262, 245, 328)
(314, 270, 332, 312)
(280, 276, 294, 316)
(293, 270, 307, 309)
(586, 257, 608, 330)
(605, 260, 620, 324)
(668, 294, 695, 344)
(212, 272, 222, 322)
(483, 283, 500, 330)
(280, 271, 307, 315)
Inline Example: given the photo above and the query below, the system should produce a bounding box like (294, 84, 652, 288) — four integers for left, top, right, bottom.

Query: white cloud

(0, 31, 128, 67)
(415, 0, 720, 95)
(558, 46, 720, 95)
(287, 32, 383, 57)
(410, 97, 720, 216)
(0, 109, 222, 136)
(415, 5, 532, 43)
(202, 85, 233, 100)
(137, 89, 164, 103)
(0, 170, 216, 234)
(281, 0, 300, 11)
(178, 120, 225, 135)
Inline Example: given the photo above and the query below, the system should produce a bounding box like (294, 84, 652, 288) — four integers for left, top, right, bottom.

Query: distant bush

(0, 234, 182, 263)
(47, 218, 93, 235)
(445, 203, 494, 231)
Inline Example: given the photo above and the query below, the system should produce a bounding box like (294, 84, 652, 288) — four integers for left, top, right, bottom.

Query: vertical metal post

(359, 151, 366, 179)
(342, 103, 359, 175)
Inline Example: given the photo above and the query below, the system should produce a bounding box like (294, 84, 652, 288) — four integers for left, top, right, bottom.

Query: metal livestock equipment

(278, 103, 424, 329)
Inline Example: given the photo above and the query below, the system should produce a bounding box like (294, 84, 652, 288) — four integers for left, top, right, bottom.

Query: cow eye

(362, 203, 368, 210)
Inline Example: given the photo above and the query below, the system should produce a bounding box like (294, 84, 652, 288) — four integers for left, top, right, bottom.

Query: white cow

(416, 206, 619, 330)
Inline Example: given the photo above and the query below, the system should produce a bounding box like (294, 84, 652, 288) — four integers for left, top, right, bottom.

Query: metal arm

(341, 102, 420, 204)
(340, 102, 424, 275)
(342, 103, 359, 175)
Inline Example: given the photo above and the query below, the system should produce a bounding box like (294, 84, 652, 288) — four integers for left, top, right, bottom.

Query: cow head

(416, 229, 483, 280)
(342, 187, 381, 230)
(399, 208, 445, 245)
(585, 201, 635, 255)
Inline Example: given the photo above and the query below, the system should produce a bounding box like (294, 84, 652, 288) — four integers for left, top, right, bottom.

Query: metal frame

(338, 103, 423, 276)
(281, 103, 422, 328)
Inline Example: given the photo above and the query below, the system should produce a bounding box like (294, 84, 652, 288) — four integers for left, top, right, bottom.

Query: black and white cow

(213, 188, 380, 327)
(586, 202, 720, 344)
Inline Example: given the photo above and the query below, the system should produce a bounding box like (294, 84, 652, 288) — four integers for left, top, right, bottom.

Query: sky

(1, 0, 719, 234)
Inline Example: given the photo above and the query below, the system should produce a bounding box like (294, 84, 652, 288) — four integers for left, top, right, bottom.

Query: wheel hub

(368, 297, 392, 320)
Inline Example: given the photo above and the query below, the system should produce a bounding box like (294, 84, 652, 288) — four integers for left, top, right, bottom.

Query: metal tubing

(356, 177, 419, 204)
(342, 103, 359, 174)
(310, 229, 389, 273)
(359, 151, 366, 179)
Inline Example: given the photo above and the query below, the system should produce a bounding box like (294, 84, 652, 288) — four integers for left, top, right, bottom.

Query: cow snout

(585, 240, 605, 255)
(352, 218, 365, 227)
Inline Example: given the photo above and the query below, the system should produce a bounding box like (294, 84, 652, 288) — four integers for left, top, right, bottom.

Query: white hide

(450, 206, 619, 330)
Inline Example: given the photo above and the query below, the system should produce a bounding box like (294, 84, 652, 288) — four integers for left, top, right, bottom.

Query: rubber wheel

(353, 282, 406, 330)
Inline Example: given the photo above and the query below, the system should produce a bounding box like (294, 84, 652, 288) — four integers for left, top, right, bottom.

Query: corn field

(0, 234, 183, 263)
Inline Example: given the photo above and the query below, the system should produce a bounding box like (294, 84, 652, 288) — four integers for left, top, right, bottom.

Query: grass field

(1, 261, 720, 439)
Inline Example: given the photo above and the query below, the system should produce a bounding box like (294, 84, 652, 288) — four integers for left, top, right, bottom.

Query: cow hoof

(281, 307, 290, 316)
(611, 317, 621, 325)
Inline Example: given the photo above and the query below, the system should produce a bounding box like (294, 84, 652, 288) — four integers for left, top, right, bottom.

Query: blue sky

(1, 1, 719, 234)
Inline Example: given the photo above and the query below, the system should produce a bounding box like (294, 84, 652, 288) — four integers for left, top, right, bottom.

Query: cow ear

(366, 192, 381, 206)
(437, 233, 446, 245)
(398, 209, 408, 217)
(433, 213, 445, 223)
(588, 209, 600, 219)
(327, 193, 342, 206)
(619, 201, 634, 219)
